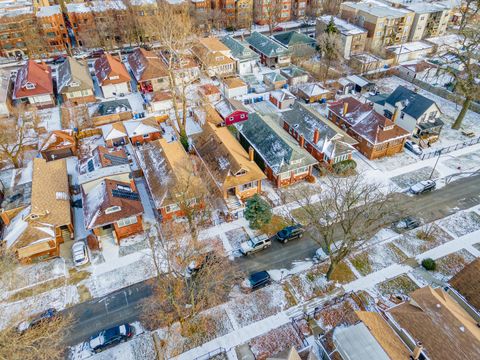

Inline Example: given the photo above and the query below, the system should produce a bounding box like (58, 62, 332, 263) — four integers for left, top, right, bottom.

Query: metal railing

(419, 136, 480, 160)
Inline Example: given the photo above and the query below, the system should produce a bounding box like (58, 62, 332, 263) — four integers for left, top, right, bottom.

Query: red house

(123, 118, 161, 146)
(13, 60, 55, 109)
(214, 99, 249, 126)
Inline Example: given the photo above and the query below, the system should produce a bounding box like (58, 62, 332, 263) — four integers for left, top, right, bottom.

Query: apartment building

(0, 3, 34, 57)
(340, 1, 414, 50)
(36, 5, 70, 53)
(291, 0, 306, 21)
(253, 0, 292, 25)
(407, 2, 452, 41)
(235, 0, 253, 29)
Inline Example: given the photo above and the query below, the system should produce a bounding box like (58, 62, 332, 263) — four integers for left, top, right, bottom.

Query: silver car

(240, 234, 271, 255)
(72, 241, 89, 266)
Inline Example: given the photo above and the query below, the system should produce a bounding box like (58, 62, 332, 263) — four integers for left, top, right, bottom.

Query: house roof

(150, 90, 173, 102)
(328, 97, 410, 145)
(194, 122, 266, 190)
(388, 286, 480, 360)
(298, 83, 329, 97)
(270, 89, 295, 103)
(127, 48, 168, 82)
(198, 37, 230, 53)
(355, 311, 410, 360)
(78, 145, 130, 184)
(94, 54, 131, 86)
(282, 102, 357, 159)
(199, 84, 220, 96)
(123, 118, 160, 138)
(264, 72, 287, 84)
(13, 60, 53, 99)
(223, 77, 247, 89)
(272, 31, 316, 48)
(236, 113, 318, 174)
(92, 99, 132, 117)
(246, 32, 289, 58)
(214, 99, 247, 120)
(40, 130, 75, 152)
(346, 75, 371, 88)
(385, 85, 437, 119)
(30, 157, 71, 227)
(57, 57, 94, 94)
(449, 258, 480, 311)
(136, 139, 204, 208)
(318, 16, 367, 36)
(280, 66, 308, 79)
(100, 122, 127, 141)
(193, 44, 235, 68)
(220, 36, 259, 62)
(83, 179, 143, 229)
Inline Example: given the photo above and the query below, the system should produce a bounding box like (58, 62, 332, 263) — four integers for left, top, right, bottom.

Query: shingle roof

(13, 60, 53, 99)
(236, 113, 317, 174)
(264, 72, 287, 84)
(127, 48, 168, 82)
(57, 57, 94, 94)
(385, 85, 437, 119)
(246, 32, 289, 57)
(94, 54, 131, 86)
(272, 31, 316, 48)
(449, 258, 480, 311)
(220, 36, 260, 62)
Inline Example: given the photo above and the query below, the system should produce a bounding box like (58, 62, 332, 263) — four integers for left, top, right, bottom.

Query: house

(57, 57, 96, 105)
(136, 139, 205, 221)
(193, 122, 266, 215)
(127, 48, 169, 93)
(13, 60, 55, 109)
(83, 178, 144, 245)
(124, 118, 161, 145)
(78, 146, 131, 193)
(91, 99, 133, 126)
(317, 16, 368, 59)
(100, 122, 129, 148)
(147, 91, 173, 113)
(192, 37, 236, 77)
(236, 113, 317, 187)
(280, 66, 309, 87)
(269, 90, 295, 110)
(263, 72, 288, 90)
(386, 286, 480, 360)
(94, 54, 131, 98)
(297, 83, 331, 103)
(214, 99, 249, 126)
(345, 75, 374, 93)
(159, 52, 200, 84)
(349, 53, 387, 73)
(40, 130, 77, 161)
(0, 70, 12, 117)
(386, 41, 435, 64)
(282, 102, 357, 164)
(328, 97, 409, 159)
(221, 77, 248, 99)
(246, 32, 291, 68)
(381, 85, 443, 144)
(198, 84, 221, 103)
(271, 31, 316, 56)
(449, 258, 480, 311)
(220, 35, 259, 75)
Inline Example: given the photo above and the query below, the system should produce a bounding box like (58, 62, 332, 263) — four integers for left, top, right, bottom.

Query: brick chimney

(343, 101, 348, 116)
(392, 106, 400, 122)
(412, 342, 423, 360)
(248, 146, 254, 161)
(313, 128, 320, 144)
(299, 134, 305, 148)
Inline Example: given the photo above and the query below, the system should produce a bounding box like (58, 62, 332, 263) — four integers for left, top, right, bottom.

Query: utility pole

(429, 149, 442, 179)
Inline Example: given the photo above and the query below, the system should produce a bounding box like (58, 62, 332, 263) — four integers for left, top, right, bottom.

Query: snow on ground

(389, 166, 439, 189)
(248, 323, 303, 359)
(394, 224, 453, 257)
(224, 227, 249, 253)
(268, 261, 314, 282)
(436, 210, 480, 237)
(432, 249, 476, 281)
(37, 107, 62, 131)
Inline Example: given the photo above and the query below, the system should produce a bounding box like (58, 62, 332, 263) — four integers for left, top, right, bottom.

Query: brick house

(13, 60, 55, 109)
(263, 72, 288, 90)
(136, 139, 205, 221)
(192, 37, 236, 77)
(282, 102, 357, 165)
(246, 32, 291, 68)
(236, 113, 317, 187)
(57, 57, 96, 105)
(198, 84, 221, 103)
(100, 122, 129, 148)
(94, 54, 131, 98)
(124, 118, 162, 145)
(297, 83, 331, 103)
(40, 130, 77, 161)
(214, 99, 249, 126)
(269, 90, 295, 110)
(328, 97, 410, 160)
(127, 48, 169, 93)
(83, 178, 144, 245)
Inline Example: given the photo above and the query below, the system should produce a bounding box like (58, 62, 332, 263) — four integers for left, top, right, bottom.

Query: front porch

(414, 118, 444, 146)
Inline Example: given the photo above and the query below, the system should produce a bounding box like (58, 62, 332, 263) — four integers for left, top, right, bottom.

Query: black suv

(248, 271, 271, 290)
(89, 324, 133, 353)
(395, 216, 421, 231)
(276, 224, 304, 243)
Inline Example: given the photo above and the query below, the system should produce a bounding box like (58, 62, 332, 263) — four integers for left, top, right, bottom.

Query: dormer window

(215, 56, 224, 61)
(117, 184, 131, 192)
(235, 169, 247, 176)
(69, 81, 80, 87)
(105, 206, 121, 214)
(109, 75, 119, 80)
(25, 82, 35, 90)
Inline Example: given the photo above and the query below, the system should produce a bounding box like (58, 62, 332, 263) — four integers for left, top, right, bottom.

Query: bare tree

(292, 175, 398, 280)
(436, 0, 480, 129)
(24, 18, 49, 58)
(256, 0, 283, 36)
(316, 31, 343, 81)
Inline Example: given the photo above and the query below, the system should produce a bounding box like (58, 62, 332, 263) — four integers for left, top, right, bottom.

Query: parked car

(72, 241, 89, 267)
(276, 224, 304, 243)
(409, 180, 436, 194)
(240, 234, 271, 255)
(89, 324, 134, 353)
(394, 216, 421, 231)
(313, 248, 328, 263)
(185, 251, 215, 278)
(246, 271, 271, 291)
(17, 308, 57, 332)
(404, 140, 422, 155)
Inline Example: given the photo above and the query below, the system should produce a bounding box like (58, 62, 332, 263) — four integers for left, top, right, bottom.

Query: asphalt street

(63, 173, 480, 346)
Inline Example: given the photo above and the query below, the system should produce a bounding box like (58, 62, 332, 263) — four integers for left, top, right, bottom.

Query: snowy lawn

(394, 224, 453, 257)
(350, 242, 408, 276)
(437, 211, 480, 237)
(390, 166, 440, 189)
(372, 152, 417, 172)
(432, 249, 477, 280)
(442, 152, 480, 171)
(474, 243, 480, 252)
(226, 284, 288, 328)
(248, 323, 303, 360)
(313, 296, 361, 332)
(375, 274, 419, 297)
(225, 227, 250, 251)
(119, 234, 149, 257)
(317, 261, 357, 284)
(285, 265, 336, 303)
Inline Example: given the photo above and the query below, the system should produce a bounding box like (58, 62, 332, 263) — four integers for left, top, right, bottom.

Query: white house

(220, 36, 260, 75)
(94, 54, 131, 99)
(221, 77, 249, 99)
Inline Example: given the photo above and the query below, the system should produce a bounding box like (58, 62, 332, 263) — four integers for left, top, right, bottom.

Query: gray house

(220, 36, 260, 75)
(246, 32, 291, 69)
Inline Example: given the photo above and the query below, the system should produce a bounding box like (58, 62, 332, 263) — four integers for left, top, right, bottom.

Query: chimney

(343, 101, 348, 116)
(299, 134, 305, 148)
(392, 106, 400, 122)
(313, 128, 320, 144)
(248, 146, 254, 162)
(411, 342, 423, 360)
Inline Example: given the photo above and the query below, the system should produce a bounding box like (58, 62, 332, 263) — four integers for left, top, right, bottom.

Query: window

(165, 203, 180, 213)
(240, 114, 245, 119)
(25, 82, 35, 90)
(240, 181, 257, 191)
(293, 167, 308, 176)
(105, 206, 121, 214)
(117, 216, 137, 227)
(117, 184, 131, 192)
(279, 172, 290, 180)
(143, 134, 149, 138)
(229, 116, 234, 121)
(109, 75, 119, 80)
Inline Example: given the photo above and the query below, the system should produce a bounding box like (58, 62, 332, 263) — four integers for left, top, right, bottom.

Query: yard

(350, 242, 408, 276)
(437, 211, 480, 237)
(248, 323, 304, 360)
(394, 224, 453, 257)
(390, 166, 440, 189)
(375, 274, 419, 297)
(432, 249, 477, 280)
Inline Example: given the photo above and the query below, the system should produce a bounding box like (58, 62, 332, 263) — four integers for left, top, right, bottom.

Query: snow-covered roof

(66, 1, 127, 13)
(100, 122, 127, 141)
(123, 119, 160, 138)
(246, 32, 289, 58)
(317, 16, 367, 36)
(298, 83, 329, 97)
(342, 1, 411, 18)
(270, 89, 295, 103)
(36, 5, 61, 17)
(386, 41, 433, 55)
(346, 75, 371, 88)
